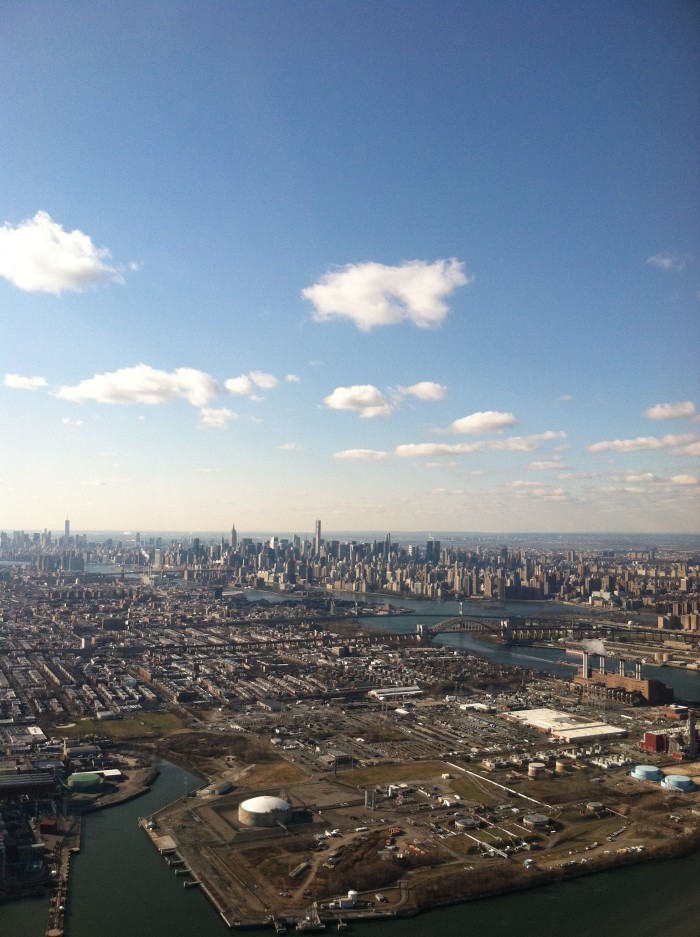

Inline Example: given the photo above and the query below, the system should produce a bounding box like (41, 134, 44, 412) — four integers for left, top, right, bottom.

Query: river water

(349, 593, 700, 703)
(3, 760, 700, 937)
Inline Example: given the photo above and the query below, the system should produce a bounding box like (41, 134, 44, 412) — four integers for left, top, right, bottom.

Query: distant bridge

(418, 616, 589, 644)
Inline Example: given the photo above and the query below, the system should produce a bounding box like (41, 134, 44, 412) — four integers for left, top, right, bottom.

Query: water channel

(4, 759, 700, 937)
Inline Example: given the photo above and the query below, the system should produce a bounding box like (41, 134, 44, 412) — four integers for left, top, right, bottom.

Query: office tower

(314, 518, 322, 556)
(64, 518, 70, 542)
(231, 522, 238, 551)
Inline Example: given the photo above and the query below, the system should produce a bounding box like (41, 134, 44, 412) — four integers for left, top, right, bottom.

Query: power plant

(573, 651, 674, 705)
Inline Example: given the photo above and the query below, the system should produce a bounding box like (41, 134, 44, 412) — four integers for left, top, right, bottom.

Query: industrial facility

(237, 795, 292, 828)
(573, 652, 674, 705)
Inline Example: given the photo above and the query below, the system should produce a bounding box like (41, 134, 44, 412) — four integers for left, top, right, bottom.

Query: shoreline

(134, 752, 700, 930)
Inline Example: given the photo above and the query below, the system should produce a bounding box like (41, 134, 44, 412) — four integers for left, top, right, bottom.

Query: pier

(45, 815, 81, 937)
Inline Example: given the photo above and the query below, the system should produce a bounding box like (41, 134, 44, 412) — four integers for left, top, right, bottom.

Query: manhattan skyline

(1, 1, 698, 533)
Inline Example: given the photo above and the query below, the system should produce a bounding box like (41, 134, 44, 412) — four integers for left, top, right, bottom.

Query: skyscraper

(314, 518, 322, 556)
(231, 521, 238, 551)
(64, 518, 70, 543)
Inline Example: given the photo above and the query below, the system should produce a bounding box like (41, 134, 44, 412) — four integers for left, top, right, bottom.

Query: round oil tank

(586, 801, 605, 813)
(661, 775, 696, 792)
(238, 795, 292, 828)
(555, 758, 572, 774)
(347, 890, 358, 905)
(630, 764, 664, 782)
(455, 815, 480, 830)
(67, 771, 104, 793)
(528, 762, 546, 779)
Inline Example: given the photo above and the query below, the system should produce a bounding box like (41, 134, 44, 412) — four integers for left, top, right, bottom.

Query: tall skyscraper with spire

(230, 521, 237, 551)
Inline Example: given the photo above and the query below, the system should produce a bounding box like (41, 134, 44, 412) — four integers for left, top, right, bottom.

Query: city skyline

(1, 2, 699, 534)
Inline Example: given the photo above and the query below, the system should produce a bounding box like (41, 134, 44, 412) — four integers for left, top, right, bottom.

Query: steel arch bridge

(417, 615, 589, 644)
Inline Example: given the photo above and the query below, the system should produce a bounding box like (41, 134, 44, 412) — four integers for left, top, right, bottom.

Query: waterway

(347, 593, 700, 703)
(243, 589, 700, 701)
(3, 760, 700, 937)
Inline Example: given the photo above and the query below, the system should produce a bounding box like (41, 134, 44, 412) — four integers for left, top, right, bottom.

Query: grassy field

(335, 760, 449, 788)
(240, 760, 310, 788)
(55, 711, 184, 740)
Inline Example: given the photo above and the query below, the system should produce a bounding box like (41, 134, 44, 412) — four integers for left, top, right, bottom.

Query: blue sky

(1, 0, 698, 534)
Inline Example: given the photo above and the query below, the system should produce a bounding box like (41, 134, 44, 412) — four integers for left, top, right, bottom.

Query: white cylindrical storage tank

(238, 795, 292, 828)
(347, 890, 358, 905)
(630, 765, 664, 782)
(661, 775, 696, 792)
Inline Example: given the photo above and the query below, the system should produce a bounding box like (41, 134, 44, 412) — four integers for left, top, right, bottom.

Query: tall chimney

(582, 651, 589, 678)
(688, 711, 697, 759)
(619, 659, 625, 676)
(599, 655, 606, 675)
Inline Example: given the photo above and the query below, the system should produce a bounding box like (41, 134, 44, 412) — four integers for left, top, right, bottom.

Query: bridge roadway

(417, 615, 669, 644)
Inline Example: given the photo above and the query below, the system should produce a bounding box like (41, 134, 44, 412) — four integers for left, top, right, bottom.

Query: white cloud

(224, 375, 254, 396)
(285, 373, 301, 383)
(395, 430, 565, 459)
(249, 370, 278, 390)
(225, 371, 278, 397)
(61, 417, 84, 426)
(676, 440, 700, 457)
(589, 434, 696, 453)
(647, 252, 684, 272)
(333, 449, 389, 461)
(671, 474, 697, 486)
(0, 211, 131, 294)
(4, 373, 48, 390)
(396, 381, 447, 402)
(199, 407, 238, 428)
(395, 442, 483, 458)
(530, 460, 565, 471)
(323, 384, 392, 418)
(490, 431, 566, 452)
(644, 401, 695, 421)
(280, 442, 302, 451)
(55, 364, 219, 407)
(302, 258, 469, 331)
(616, 472, 656, 484)
(449, 410, 516, 434)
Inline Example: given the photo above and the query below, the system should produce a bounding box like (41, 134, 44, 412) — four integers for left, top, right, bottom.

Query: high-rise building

(314, 518, 322, 556)
(231, 522, 238, 551)
(64, 518, 70, 543)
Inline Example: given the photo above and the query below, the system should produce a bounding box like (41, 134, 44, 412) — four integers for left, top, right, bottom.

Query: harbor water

(3, 760, 700, 937)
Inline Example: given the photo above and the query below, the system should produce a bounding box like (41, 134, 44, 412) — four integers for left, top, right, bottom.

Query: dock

(45, 815, 81, 937)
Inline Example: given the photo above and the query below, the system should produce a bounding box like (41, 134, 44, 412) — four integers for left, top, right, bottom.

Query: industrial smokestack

(635, 662, 642, 680)
(689, 711, 697, 759)
(582, 651, 589, 678)
(619, 659, 625, 676)
(599, 655, 606, 675)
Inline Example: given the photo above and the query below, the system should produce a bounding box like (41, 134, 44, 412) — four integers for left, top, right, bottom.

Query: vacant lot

(57, 711, 184, 739)
(336, 760, 449, 788)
